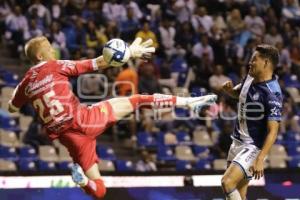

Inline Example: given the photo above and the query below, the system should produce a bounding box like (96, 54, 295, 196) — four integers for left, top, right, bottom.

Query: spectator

(115, 64, 138, 96)
(28, 0, 51, 27)
(65, 16, 86, 52)
(209, 65, 231, 93)
(191, 6, 214, 34)
(5, 5, 29, 56)
(47, 21, 69, 59)
(172, 0, 196, 23)
(226, 8, 251, 47)
(289, 36, 300, 77)
(212, 12, 227, 31)
(158, 17, 176, 57)
(250, 0, 271, 14)
(102, 0, 126, 22)
(192, 34, 214, 64)
(281, 22, 295, 46)
(175, 21, 196, 54)
(82, 0, 106, 25)
(50, 0, 64, 20)
(119, 6, 140, 42)
(223, 30, 244, 70)
(28, 19, 43, 39)
(86, 20, 107, 51)
(65, 0, 86, 15)
(123, 0, 143, 21)
(280, 101, 300, 134)
(263, 7, 279, 30)
(276, 41, 292, 69)
(138, 62, 161, 94)
(136, 19, 159, 49)
(0, 0, 10, 37)
(264, 25, 283, 46)
(104, 21, 120, 39)
(136, 150, 157, 172)
(282, 0, 300, 23)
(244, 6, 265, 37)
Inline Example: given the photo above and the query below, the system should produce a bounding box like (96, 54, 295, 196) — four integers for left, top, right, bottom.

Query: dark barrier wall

(1, 185, 300, 200)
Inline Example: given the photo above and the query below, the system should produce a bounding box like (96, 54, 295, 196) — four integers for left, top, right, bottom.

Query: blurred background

(0, 0, 300, 199)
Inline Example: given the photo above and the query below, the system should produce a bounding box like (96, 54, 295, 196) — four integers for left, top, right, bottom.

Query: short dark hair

(255, 44, 279, 68)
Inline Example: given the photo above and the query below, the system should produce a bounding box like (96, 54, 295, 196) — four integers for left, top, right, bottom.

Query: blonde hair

(24, 36, 48, 62)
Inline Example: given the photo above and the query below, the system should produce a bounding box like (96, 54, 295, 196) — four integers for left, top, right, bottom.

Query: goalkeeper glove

(129, 37, 156, 59)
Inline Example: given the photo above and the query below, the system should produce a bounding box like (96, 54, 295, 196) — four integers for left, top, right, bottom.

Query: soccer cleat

(71, 163, 88, 186)
(186, 94, 217, 112)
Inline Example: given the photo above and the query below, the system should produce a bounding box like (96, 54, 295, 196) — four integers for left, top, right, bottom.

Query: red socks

(82, 179, 106, 199)
(129, 94, 177, 109)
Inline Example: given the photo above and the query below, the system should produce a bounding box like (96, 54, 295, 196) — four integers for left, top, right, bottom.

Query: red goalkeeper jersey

(9, 59, 98, 139)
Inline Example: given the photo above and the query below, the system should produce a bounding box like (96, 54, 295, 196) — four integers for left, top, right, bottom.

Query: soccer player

(221, 44, 283, 200)
(8, 36, 217, 199)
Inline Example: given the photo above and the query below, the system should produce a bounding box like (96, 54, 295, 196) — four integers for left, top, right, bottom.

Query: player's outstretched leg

(71, 164, 106, 199)
(108, 93, 217, 120)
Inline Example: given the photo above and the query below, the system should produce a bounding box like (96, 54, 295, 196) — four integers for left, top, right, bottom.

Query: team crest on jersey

(270, 107, 280, 116)
(253, 93, 259, 100)
(100, 107, 107, 114)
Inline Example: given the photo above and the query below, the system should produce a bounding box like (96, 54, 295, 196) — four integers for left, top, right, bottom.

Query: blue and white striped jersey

(232, 75, 283, 148)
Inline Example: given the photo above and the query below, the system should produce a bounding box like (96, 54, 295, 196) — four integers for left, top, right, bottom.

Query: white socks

(226, 189, 242, 200)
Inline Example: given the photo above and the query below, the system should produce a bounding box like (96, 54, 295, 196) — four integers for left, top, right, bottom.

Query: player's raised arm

(60, 37, 156, 76)
(221, 80, 241, 99)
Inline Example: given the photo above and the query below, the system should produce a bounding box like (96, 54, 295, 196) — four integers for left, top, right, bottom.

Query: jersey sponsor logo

(268, 100, 282, 107)
(25, 75, 53, 96)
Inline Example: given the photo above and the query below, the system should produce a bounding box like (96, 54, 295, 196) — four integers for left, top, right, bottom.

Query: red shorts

(58, 101, 116, 171)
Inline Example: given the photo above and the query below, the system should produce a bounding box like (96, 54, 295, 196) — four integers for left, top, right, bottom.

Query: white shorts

(227, 139, 261, 180)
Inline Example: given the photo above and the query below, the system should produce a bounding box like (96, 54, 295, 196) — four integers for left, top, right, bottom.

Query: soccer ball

(102, 38, 130, 67)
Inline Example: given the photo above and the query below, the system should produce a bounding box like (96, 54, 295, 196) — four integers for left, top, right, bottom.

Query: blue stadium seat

(0, 146, 18, 161)
(171, 57, 188, 73)
(19, 146, 38, 161)
(137, 131, 157, 148)
(157, 146, 175, 162)
(176, 160, 193, 171)
(288, 157, 300, 168)
(287, 144, 300, 156)
(174, 108, 190, 118)
(195, 159, 211, 170)
(191, 87, 207, 97)
(157, 132, 166, 145)
(18, 159, 36, 171)
(275, 134, 284, 145)
(37, 160, 56, 171)
(176, 131, 192, 145)
(58, 161, 73, 170)
(115, 160, 134, 172)
(96, 146, 117, 161)
(193, 145, 209, 157)
(0, 114, 20, 132)
(3, 71, 19, 87)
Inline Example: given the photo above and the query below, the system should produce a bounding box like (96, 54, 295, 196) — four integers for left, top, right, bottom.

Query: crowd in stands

(1, 0, 300, 172)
